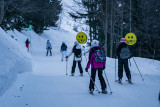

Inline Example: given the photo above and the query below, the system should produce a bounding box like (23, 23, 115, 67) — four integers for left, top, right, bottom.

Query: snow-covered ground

(0, 27, 159, 107)
(0, 28, 32, 96)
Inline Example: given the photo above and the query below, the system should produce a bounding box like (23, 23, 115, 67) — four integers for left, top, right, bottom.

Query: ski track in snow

(0, 28, 160, 107)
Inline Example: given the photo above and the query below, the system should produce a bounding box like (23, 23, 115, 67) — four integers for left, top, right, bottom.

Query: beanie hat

(74, 41, 79, 45)
(120, 38, 127, 43)
(91, 40, 99, 47)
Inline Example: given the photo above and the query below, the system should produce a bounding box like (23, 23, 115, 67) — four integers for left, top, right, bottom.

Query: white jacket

(68, 45, 85, 61)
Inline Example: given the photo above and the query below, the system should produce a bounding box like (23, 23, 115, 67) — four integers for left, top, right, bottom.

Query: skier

(25, 38, 30, 51)
(116, 38, 132, 84)
(46, 40, 52, 56)
(66, 41, 85, 76)
(60, 41, 67, 61)
(85, 40, 107, 94)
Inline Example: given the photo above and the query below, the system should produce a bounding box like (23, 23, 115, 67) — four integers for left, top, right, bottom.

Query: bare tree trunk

(120, 0, 124, 37)
(0, 0, 5, 25)
(110, 0, 113, 57)
(104, 1, 108, 56)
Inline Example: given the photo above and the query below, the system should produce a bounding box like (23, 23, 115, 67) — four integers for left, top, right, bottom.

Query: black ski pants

(89, 68, 106, 91)
(71, 60, 83, 74)
(46, 48, 52, 56)
(118, 59, 131, 80)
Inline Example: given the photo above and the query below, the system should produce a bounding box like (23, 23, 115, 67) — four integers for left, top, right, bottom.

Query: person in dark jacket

(25, 38, 30, 51)
(60, 41, 67, 61)
(116, 38, 132, 83)
(46, 40, 52, 56)
(66, 41, 85, 76)
(85, 40, 107, 94)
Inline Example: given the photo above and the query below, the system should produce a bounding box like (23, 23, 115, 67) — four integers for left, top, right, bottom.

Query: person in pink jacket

(85, 40, 107, 94)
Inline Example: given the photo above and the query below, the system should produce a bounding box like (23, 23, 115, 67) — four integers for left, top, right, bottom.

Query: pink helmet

(120, 38, 127, 43)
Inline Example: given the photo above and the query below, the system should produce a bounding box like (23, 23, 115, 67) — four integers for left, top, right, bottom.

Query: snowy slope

(0, 27, 159, 107)
(0, 28, 32, 96)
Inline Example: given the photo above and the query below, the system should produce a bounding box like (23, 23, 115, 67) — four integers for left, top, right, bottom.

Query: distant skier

(60, 41, 67, 61)
(116, 38, 132, 84)
(85, 40, 107, 94)
(66, 41, 85, 76)
(46, 40, 52, 56)
(25, 38, 30, 51)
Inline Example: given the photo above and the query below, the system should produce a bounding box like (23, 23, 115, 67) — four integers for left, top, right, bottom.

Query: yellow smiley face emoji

(76, 32, 87, 44)
(125, 33, 137, 45)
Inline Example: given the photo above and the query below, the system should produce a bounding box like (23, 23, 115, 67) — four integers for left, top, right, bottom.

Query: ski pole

(104, 70, 113, 94)
(84, 53, 88, 62)
(133, 57, 144, 81)
(115, 58, 116, 82)
(87, 72, 100, 93)
(129, 58, 131, 66)
(66, 58, 68, 75)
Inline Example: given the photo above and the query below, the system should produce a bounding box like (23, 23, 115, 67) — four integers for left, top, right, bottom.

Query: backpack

(120, 47, 131, 59)
(61, 45, 67, 51)
(74, 49, 82, 58)
(94, 50, 106, 62)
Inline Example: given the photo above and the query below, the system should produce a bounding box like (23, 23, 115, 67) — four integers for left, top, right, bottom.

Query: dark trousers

(71, 60, 83, 74)
(89, 68, 106, 90)
(46, 48, 52, 56)
(118, 59, 131, 80)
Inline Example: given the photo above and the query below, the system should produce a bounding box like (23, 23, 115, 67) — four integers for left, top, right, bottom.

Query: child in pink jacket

(85, 40, 107, 94)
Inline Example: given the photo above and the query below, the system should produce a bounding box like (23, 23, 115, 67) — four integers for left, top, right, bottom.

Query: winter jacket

(86, 46, 105, 69)
(46, 41, 52, 49)
(61, 43, 67, 51)
(68, 44, 85, 61)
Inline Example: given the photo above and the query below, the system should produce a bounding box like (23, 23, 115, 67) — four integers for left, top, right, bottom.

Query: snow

(0, 27, 159, 107)
(0, 0, 159, 106)
(0, 28, 32, 96)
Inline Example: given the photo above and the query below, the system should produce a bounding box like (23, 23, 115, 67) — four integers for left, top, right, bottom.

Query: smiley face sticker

(125, 33, 137, 45)
(76, 32, 87, 44)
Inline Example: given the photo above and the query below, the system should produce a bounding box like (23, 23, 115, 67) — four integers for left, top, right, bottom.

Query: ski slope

(0, 28, 160, 107)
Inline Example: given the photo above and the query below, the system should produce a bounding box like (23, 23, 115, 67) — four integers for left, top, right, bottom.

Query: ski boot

(101, 89, 107, 94)
(117, 79, 122, 84)
(80, 73, 83, 76)
(89, 89, 94, 94)
(70, 73, 74, 76)
(127, 79, 133, 84)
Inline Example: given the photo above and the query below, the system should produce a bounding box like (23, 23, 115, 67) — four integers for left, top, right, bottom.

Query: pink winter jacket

(86, 53, 106, 69)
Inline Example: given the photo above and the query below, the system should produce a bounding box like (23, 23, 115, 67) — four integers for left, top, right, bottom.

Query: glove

(85, 68, 88, 72)
(83, 46, 85, 48)
(66, 56, 68, 59)
(102, 67, 105, 70)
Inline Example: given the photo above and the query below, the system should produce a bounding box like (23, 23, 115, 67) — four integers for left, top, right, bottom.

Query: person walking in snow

(116, 38, 132, 84)
(46, 40, 52, 56)
(85, 40, 107, 94)
(25, 38, 30, 51)
(66, 41, 85, 76)
(60, 42, 67, 61)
